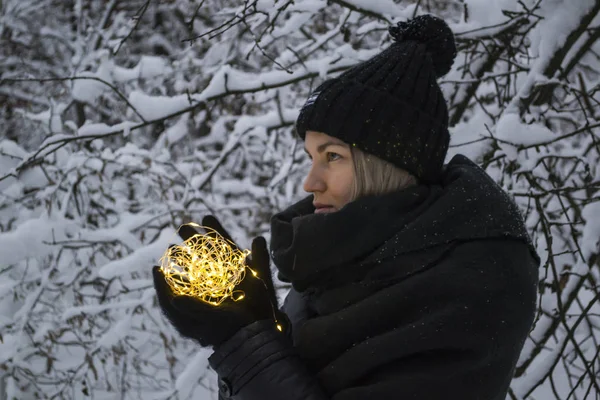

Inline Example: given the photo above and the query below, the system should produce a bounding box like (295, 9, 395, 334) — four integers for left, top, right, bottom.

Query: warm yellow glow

(159, 223, 286, 334)
(159, 224, 251, 306)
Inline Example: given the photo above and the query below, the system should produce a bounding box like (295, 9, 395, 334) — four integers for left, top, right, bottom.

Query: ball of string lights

(159, 223, 253, 306)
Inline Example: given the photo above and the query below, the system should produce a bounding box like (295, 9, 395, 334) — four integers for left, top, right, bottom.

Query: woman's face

(303, 131, 354, 213)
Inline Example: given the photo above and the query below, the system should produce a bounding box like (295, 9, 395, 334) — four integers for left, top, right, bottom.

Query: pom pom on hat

(389, 14, 457, 78)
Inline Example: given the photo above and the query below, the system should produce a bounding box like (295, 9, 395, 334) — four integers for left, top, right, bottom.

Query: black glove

(153, 215, 284, 348)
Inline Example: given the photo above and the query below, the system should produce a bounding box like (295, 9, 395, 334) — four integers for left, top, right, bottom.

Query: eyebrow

(303, 141, 346, 155)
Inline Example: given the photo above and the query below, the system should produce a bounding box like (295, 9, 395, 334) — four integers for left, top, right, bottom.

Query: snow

(213, 177, 267, 197)
(83, 226, 142, 251)
(2, 1, 599, 399)
(97, 229, 173, 279)
(113, 55, 172, 82)
(165, 114, 190, 144)
(195, 56, 360, 101)
(62, 288, 154, 320)
(496, 113, 556, 146)
(509, 0, 596, 111)
(189, 108, 298, 190)
(528, 0, 596, 61)
(581, 202, 600, 261)
(73, 55, 171, 105)
(0, 334, 21, 364)
(0, 216, 73, 266)
(276, 11, 356, 67)
(339, 0, 410, 19)
(49, 101, 63, 134)
(175, 350, 210, 398)
(268, 140, 298, 190)
(0, 140, 26, 191)
(511, 333, 568, 398)
(78, 121, 137, 136)
(17, 102, 68, 128)
(72, 72, 108, 103)
(286, 0, 326, 13)
(95, 314, 133, 349)
(0, 139, 26, 159)
(452, 0, 524, 38)
(259, 13, 313, 47)
(32, 321, 55, 343)
(495, 113, 556, 160)
(72, 57, 114, 103)
(446, 110, 494, 163)
(255, 0, 277, 12)
(356, 20, 387, 35)
(127, 52, 366, 127)
(129, 91, 193, 121)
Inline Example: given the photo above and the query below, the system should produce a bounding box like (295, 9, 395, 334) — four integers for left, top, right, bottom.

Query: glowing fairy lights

(159, 222, 285, 332)
(159, 223, 252, 306)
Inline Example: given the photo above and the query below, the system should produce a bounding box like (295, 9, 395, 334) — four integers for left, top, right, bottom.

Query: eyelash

(327, 152, 341, 162)
(307, 152, 341, 162)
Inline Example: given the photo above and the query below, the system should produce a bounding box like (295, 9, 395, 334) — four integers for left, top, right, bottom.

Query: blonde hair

(349, 146, 418, 200)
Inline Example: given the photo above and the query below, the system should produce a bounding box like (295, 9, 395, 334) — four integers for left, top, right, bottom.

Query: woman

(153, 15, 539, 400)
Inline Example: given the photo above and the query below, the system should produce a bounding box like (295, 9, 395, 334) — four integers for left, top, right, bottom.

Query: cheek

(330, 164, 354, 205)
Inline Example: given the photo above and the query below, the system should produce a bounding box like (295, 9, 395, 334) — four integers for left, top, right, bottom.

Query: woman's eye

(304, 152, 340, 162)
(327, 152, 341, 162)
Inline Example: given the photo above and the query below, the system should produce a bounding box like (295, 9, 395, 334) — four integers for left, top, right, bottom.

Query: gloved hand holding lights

(152, 215, 286, 348)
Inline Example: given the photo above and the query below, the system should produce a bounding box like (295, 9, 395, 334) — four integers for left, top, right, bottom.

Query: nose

(303, 164, 326, 194)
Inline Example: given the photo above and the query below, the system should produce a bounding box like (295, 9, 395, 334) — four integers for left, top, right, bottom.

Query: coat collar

(270, 184, 435, 291)
(270, 154, 538, 292)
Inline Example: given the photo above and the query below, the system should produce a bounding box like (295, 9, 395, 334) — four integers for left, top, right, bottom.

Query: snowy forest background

(0, 0, 599, 398)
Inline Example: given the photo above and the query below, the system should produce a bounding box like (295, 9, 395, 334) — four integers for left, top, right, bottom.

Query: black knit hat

(296, 14, 457, 183)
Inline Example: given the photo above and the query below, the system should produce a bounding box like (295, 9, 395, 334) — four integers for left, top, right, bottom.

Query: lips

(313, 202, 334, 213)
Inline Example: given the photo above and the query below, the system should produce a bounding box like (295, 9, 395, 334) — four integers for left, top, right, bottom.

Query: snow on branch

(1, 0, 599, 398)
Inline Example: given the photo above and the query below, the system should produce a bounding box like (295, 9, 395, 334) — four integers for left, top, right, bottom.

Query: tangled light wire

(159, 223, 253, 306)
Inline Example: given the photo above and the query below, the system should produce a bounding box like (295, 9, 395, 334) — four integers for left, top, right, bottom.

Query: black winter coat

(208, 154, 540, 400)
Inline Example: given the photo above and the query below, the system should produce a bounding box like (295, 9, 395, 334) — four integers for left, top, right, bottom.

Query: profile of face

(303, 131, 354, 214)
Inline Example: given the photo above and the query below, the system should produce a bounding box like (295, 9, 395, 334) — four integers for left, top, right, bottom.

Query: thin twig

(113, 0, 151, 55)
(1, 76, 147, 122)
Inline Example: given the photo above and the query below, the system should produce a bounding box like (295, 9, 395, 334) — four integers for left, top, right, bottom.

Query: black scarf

(269, 155, 539, 390)
(270, 154, 537, 293)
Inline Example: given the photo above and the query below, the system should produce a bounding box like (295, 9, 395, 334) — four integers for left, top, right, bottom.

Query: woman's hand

(152, 216, 282, 348)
